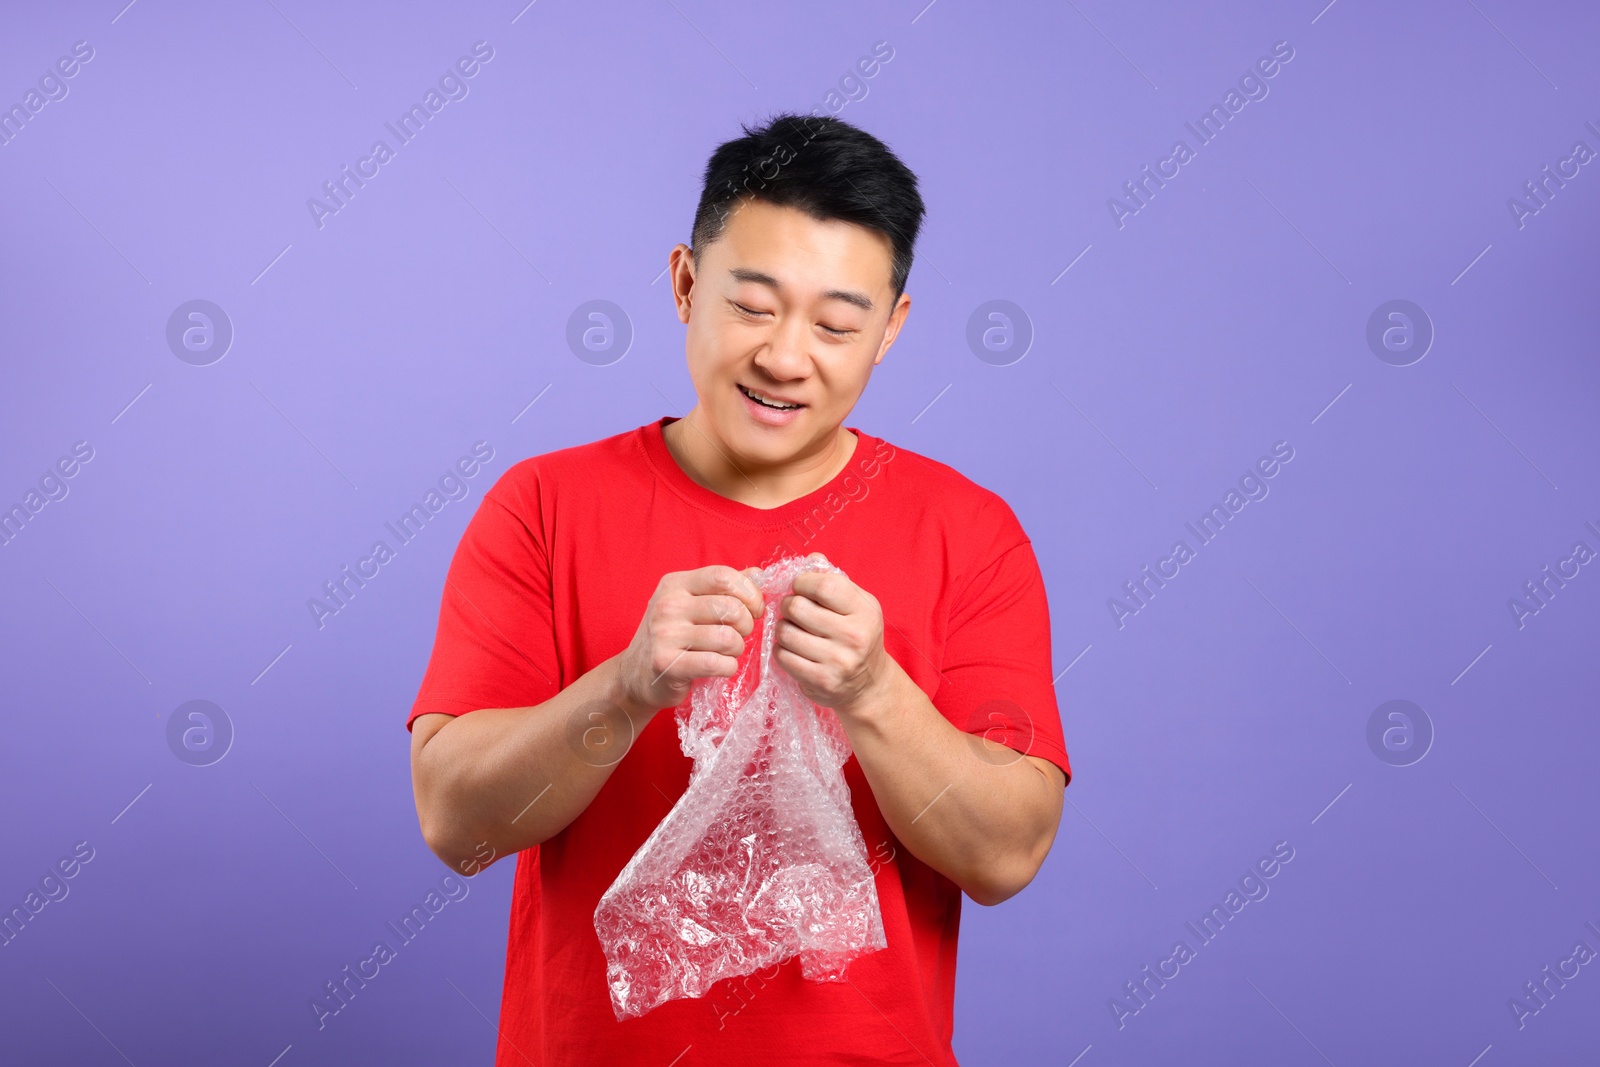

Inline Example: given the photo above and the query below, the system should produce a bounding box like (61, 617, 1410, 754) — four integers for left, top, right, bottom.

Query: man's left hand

(773, 554, 893, 716)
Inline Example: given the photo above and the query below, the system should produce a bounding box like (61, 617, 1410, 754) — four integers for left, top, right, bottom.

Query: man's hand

(614, 565, 765, 714)
(774, 553, 893, 716)
(411, 564, 763, 870)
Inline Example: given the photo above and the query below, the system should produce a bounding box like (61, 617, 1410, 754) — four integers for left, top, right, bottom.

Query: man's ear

(874, 291, 911, 365)
(669, 243, 695, 323)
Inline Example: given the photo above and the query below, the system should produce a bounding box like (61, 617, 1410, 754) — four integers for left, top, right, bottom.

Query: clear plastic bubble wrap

(593, 554, 888, 1021)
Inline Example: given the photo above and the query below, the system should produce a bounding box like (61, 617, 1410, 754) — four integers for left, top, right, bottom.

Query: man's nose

(751, 316, 813, 380)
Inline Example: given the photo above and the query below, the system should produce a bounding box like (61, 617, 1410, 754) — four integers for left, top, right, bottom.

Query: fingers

(658, 649, 741, 683)
(683, 594, 758, 636)
(779, 592, 834, 637)
(773, 644, 816, 686)
(678, 622, 747, 657)
(685, 565, 765, 620)
(790, 569, 854, 613)
(774, 617, 830, 662)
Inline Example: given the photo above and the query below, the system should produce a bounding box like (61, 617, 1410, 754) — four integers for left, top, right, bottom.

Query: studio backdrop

(2, 1, 1597, 1064)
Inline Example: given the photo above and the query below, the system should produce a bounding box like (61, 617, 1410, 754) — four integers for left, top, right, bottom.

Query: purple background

(2, 1, 1597, 1064)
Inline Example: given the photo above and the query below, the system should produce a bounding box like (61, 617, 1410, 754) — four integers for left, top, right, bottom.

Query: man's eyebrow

(727, 268, 875, 313)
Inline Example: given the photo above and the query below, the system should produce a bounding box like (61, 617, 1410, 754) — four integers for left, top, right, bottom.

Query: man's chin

(719, 410, 816, 459)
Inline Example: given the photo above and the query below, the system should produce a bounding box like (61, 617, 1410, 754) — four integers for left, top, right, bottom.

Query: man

(408, 112, 1071, 1065)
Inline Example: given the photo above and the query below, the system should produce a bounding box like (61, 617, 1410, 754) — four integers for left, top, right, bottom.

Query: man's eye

(732, 302, 852, 337)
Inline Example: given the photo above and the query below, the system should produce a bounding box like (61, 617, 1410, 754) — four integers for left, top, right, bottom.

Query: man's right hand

(614, 565, 766, 715)
(413, 564, 768, 871)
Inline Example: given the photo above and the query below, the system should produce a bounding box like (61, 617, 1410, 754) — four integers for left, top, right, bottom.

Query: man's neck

(662, 413, 859, 510)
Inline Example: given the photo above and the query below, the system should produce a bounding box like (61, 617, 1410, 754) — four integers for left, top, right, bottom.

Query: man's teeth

(742, 386, 800, 410)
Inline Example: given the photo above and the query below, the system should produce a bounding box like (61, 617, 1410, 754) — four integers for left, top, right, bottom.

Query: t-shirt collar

(640, 416, 876, 528)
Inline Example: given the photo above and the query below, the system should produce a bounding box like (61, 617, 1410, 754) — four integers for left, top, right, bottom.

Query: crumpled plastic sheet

(593, 554, 888, 1021)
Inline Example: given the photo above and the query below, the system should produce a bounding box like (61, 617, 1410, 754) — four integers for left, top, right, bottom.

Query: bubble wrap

(593, 554, 888, 1021)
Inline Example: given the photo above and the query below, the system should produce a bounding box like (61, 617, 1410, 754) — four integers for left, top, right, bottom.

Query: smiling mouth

(738, 384, 804, 411)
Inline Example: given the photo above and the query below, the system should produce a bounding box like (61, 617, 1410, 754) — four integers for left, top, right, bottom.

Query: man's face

(670, 198, 910, 467)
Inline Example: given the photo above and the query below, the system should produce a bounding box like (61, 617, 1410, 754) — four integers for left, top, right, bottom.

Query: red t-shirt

(409, 416, 1071, 1066)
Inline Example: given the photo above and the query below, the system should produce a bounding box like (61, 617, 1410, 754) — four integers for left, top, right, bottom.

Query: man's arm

(834, 661, 1065, 906)
(410, 566, 764, 875)
(410, 653, 653, 876)
(775, 564, 1066, 906)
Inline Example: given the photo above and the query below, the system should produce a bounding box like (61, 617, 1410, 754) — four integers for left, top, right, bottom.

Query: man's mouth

(738, 384, 805, 411)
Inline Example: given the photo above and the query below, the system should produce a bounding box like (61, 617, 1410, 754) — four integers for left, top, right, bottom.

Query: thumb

(741, 567, 766, 600)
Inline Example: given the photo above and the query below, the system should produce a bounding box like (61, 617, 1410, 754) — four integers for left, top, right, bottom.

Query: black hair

(690, 112, 926, 304)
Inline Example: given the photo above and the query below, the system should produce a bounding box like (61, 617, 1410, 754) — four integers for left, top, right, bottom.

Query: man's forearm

(411, 654, 660, 873)
(837, 660, 1065, 906)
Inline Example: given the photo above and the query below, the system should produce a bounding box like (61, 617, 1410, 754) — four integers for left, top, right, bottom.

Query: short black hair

(690, 112, 926, 304)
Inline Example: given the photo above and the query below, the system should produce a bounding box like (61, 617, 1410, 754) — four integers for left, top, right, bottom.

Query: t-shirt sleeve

(407, 472, 562, 732)
(931, 508, 1072, 786)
